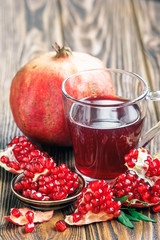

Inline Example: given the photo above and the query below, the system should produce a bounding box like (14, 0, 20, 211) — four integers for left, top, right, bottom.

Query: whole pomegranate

(10, 43, 114, 146)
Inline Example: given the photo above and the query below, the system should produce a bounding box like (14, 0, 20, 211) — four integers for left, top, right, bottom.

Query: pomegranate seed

(25, 222, 35, 233)
(68, 187, 75, 194)
(20, 148, 28, 155)
(22, 156, 31, 163)
(18, 136, 27, 142)
(54, 191, 67, 200)
(14, 182, 23, 191)
(51, 166, 59, 175)
(92, 206, 100, 214)
(10, 137, 19, 144)
(30, 150, 41, 157)
(100, 203, 107, 211)
(39, 186, 49, 194)
(42, 195, 50, 201)
(11, 208, 21, 218)
(30, 182, 38, 190)
(73, 181, 79, 188)
(61, 185, 69, 193)
(21, 141, 28, 147)
(23, 189, 31, 198)
(55, 220, 67, 232)
(84, 192, 93, 202)
(114, 210, 121, 218)
(72, 213, 82, 223)
(1, 156, 9, 163)
(7, 162, 20, 170)
(85, 202, 93, 211)
(25, 211, 34, 222)
(46, 158, 55, 169)
(153, 204, 160, 212)
(24, 170, 34, 178)
(32, 192, 43, 200)
(150, 196, 160, 203)
(34, 163, 43, 173)
(91, 198, 100, 207)
(19, 162, 27, 169)
(78, 203, 87, 214)
(13, 145, 22, 153)
(58, 172, 66, 179)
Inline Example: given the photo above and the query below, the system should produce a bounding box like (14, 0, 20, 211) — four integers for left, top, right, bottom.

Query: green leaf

(114, 195, 130, 204)
(128, 199, 149, 207)
(125, 214, 140, 222)
(118, 210, 134, 229)
(128, 209, 157, 223)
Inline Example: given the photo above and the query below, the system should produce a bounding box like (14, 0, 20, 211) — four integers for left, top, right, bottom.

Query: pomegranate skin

(10, 48, 114, 146)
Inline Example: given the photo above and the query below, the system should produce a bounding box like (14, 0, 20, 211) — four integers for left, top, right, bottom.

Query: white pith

(0, 145, 17, 162)
(0, 145, 23, 173)
(126, 148, 159, 186)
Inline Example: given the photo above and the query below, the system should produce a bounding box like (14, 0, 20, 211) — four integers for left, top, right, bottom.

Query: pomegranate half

(10, 43, 114, 146)
(112, 148, 160, 207)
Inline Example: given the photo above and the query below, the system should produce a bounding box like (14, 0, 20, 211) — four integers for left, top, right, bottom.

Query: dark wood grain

(0, 0, 160, 239)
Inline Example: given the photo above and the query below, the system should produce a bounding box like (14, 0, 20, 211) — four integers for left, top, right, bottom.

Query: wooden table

(1, 0, 160, 239)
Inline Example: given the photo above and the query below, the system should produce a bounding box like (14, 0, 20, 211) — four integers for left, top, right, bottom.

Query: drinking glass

(62, 69, 160, 182)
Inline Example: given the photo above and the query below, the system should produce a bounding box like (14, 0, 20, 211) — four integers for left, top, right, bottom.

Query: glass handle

(147, 91, 160, 101)
(138, 121, 160, 148)
(138, 91, 160, 147)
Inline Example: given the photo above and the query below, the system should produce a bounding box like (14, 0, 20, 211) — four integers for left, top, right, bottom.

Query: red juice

(69, 96, 145, 180)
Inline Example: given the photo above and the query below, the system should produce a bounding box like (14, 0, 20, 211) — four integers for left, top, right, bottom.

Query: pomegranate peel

(4, 208, 54, 225)
(65, 211, 114, 226)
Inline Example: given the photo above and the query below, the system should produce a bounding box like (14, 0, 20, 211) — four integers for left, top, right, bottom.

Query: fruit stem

(53, 42, 72, 58)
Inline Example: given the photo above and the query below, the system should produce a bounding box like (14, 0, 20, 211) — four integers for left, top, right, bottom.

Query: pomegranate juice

(69, 96, 145, 180)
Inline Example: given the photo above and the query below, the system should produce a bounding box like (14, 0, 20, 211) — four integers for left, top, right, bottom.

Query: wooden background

(0, 0, 160, 239)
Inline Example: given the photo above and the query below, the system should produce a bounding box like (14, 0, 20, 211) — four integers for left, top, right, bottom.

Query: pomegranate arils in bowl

(65, 180, 121, 225)
(11, 172, 85, 210)
(14, 164, 80, 201)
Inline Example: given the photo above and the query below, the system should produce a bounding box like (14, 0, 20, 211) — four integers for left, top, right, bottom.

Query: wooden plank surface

(132, 0, 160, 155)
(0, 0, 160, 239)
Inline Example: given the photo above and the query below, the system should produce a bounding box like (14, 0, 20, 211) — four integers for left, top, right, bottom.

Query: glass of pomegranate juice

(62, 69, 160, 182)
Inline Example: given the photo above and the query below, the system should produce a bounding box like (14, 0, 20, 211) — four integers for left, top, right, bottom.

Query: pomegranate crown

(52, 42, 72, 58)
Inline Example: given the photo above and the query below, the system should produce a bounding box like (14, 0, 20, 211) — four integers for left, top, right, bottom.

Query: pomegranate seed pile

(3, 137, 160, 231)
(112, 170, 160, 203)
(0, 136, 53, 174)
(112, 148, 160, 205)
(0, 136, 80, 201)
(14, 163, 79, 201)
(65, 180, 121, 225)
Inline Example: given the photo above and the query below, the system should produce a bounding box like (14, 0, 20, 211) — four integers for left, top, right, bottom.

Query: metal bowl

(11, 173, 86, 210)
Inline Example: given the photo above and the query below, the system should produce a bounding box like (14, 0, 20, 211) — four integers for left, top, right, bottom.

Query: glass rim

(61, 68, 149, 107)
